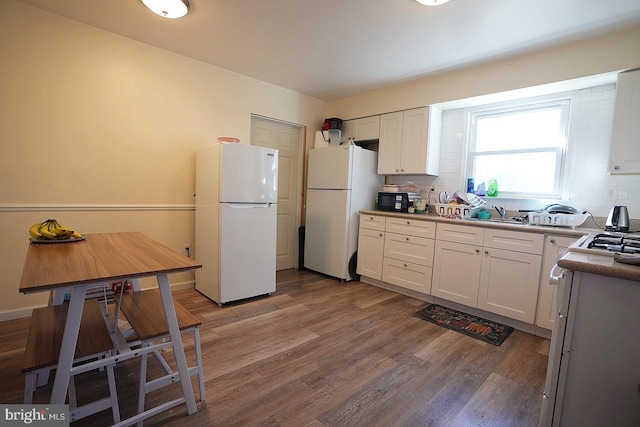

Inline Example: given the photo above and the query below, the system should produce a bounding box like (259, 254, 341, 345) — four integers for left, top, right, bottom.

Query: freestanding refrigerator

(304, 144, 383, 281)
(195, 143, 278, 305)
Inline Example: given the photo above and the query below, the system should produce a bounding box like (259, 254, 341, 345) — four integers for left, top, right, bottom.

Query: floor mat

(413, 303, 514, 346)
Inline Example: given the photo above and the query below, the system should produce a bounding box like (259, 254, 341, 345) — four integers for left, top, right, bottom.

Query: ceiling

(16, 0, 640, 101)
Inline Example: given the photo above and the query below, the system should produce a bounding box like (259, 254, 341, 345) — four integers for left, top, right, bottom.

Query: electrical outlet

(605, 187, 618, 201)
(182, 244, 191, 258)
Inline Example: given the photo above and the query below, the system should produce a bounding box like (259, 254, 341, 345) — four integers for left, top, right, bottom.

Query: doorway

(250, 115, 304, 271)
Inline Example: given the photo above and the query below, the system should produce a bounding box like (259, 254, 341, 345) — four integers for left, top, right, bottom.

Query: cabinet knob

(484, 250, 489, 255)
(395, 169, 399, 172)
(404, 263, 408, 268)
(406, 220, 410, 225)
(475, 249, 480, 254)
(558, 309, 565, 319)
(401, 169, 404, 172)
(379, 233, 383, 237)
(406, 237, 410, 241)
(550, 239, 556, 244)
(614, 165, 621, 170)
(370, 216, 374, 220)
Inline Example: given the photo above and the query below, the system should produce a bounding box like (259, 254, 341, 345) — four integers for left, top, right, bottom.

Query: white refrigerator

(304, 144, 383, 280)
(195, 143, 278, 305)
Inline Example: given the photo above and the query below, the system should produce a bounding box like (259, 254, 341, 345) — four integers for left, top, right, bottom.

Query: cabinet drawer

(385, 217, 436, 238)
(360, 214, 386, 231)
(483, 229, 544, 254)
(384, 233, 434, 266)
(382, 258, 432, 294)
(436, 223, 484, 245)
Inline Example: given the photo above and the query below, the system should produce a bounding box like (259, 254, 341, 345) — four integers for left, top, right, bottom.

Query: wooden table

(19, 232, 202, 421)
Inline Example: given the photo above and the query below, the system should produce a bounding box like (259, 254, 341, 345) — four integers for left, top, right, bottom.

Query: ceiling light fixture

(141, 0, 190, 19)
(416, 0, 451, 5)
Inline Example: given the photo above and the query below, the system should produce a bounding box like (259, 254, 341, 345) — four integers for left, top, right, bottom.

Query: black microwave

(377, 192, 410, 212)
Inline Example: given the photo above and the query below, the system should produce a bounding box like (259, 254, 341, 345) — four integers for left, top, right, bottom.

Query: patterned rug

(413, 304, 514, 346)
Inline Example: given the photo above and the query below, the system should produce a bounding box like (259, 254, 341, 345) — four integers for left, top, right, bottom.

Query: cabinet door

(378, 111, 403, 174)
(609, 69, 640, 174)
(357, 228, 385, 280)
(432, 240, 482, 307)
(535, 235, 576, 330)
(477, 247, 542, 323)
(400, 107, 430, 174)
(351, 116, 380, 141)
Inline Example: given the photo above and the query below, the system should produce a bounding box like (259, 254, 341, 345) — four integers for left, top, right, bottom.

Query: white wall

(0, 1, 327, 318)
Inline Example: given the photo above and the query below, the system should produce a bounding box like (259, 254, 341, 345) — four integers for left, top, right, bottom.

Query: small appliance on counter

(376, 192, 421, 212)
(605, 205, 629, 232)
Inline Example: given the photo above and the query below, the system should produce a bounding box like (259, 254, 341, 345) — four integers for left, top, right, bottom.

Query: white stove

(569, 232, 640, 257)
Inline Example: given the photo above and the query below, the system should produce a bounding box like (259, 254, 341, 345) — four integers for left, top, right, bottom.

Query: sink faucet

(494, 206, 506, 218)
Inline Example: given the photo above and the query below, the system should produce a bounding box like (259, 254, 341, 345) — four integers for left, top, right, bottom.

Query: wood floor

(0, 269, 550, 426)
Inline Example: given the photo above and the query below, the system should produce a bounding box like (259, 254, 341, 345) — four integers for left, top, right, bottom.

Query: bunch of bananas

(29, 219, 82, 241)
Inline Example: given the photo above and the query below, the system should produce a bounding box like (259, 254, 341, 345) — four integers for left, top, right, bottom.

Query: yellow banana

(29, 222, 43, 239)
(38, 222, 57, 239)
(29, 218, 81, 240)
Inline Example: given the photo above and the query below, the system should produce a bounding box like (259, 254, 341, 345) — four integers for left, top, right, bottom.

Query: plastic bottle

(467, 178, 475, 194)
(487, 179, 498, 197)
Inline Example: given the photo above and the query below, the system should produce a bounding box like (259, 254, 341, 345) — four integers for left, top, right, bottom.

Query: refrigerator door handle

(227, 203, 273, 209)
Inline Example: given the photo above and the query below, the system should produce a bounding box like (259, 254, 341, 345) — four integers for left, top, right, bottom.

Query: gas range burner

(587, 233, 640, 254)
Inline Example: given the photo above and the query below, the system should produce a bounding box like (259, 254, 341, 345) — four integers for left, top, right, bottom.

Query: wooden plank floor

(0, 269, 550, 426)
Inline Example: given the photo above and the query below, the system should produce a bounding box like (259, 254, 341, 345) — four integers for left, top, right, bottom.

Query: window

(466, 97, 571, 199)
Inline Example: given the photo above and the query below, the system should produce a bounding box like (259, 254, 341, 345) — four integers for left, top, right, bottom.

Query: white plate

(29, 236, 86, 244)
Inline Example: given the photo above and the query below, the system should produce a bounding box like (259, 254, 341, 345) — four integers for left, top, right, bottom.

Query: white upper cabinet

(609, 68, 640, 174)
(378, 107, 442, 175)
(342, 115, 380, 143)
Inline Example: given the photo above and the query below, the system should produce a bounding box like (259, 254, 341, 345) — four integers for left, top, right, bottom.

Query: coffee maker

(605, 206, 630, 232)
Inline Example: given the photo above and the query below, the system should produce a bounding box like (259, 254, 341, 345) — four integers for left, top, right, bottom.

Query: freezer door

(307, 145, 353, 190)
(304, 189, 351, 280)
(220, 143, 278, 203)
(219, 203, 276, 303)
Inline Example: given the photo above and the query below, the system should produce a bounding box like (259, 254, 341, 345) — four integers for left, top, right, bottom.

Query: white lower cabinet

(381, 226, 435, 293)
(357, 214, 386, 280)
(432, 239, 483, 306)
(432, 223, 543, 323)
(477, 246, 542, 323)
(535, 235, 577, 330)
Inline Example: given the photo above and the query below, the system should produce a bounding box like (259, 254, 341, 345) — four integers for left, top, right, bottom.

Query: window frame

(465, 95, 572, 199)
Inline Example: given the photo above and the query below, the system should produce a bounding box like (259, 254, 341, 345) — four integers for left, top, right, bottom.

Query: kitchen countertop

(558, 251, 640, 282)
(359, 209, 598, 238)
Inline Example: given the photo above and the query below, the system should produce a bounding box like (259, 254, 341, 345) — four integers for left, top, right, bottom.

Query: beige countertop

(359, 209, 597, 238)
(558, 251, 640, 282)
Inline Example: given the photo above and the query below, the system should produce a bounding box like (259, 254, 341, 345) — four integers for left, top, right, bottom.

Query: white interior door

(251, 116, 302, 271)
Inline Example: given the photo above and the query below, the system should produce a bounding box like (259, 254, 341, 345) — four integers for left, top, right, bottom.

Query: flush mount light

(141, 0, 190, 19)
(416, 0, 451, 5)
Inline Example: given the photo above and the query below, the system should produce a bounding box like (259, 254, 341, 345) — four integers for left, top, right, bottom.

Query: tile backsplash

(387, 84, 640, 220)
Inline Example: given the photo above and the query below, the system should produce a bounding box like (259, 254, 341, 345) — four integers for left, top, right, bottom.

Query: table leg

(50, 285, 87, 404)
(156, 274, 197, 415)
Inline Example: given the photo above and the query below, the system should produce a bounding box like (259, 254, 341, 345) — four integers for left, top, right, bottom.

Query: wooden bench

(115, 288, 205, 418)
(23, 298, 120, 423)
